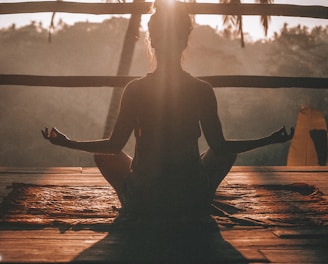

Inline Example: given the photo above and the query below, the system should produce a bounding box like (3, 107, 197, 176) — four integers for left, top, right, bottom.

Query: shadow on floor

(74, 217, 248, 263)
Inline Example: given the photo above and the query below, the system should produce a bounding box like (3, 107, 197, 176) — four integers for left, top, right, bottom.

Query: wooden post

(102, 0, 145, 138)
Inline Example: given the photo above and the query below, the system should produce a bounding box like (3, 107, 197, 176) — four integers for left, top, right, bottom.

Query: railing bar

(0, 2, 327, 19)
(0, 74, 327, 89)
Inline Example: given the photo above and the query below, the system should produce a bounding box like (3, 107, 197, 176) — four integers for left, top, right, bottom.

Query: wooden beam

(186, 3, 328, 19)
(0, 2, 327, 19)
(0, 74, 327, 89)
(201, 76, 328, 89)
(0, 75, 136, 88)
(0, 1, 153, 15)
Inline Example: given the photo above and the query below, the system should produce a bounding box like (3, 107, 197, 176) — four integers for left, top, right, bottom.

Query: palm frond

(48, 0, 63, 43)
(256, 0, 274, 36)
(220, 0, 244, 47)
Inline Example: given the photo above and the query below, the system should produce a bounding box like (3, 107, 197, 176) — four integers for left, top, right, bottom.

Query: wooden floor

(0, 166, 327, 263)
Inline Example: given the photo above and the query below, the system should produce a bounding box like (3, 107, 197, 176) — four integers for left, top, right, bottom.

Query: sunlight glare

(155, 0, 176, 7)
(167, 0, 177, 5)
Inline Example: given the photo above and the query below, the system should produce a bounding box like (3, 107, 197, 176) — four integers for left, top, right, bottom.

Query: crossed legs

(94, 151, 132, 204)
(201, 148, 237, 199)
(94, 149, 236, 205)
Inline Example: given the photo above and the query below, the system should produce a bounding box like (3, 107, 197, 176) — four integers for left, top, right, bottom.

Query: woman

(42, 1, 293, 217)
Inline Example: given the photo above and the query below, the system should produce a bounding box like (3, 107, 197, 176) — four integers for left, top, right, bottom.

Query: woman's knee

(225, 152, 237, 166)
(94, 152, 132, 177)
(93, 153, 107, 167)
(201, 148, 237, 170)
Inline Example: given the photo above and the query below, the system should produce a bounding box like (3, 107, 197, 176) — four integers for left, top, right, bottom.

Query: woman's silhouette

(42, 1, 293, 217)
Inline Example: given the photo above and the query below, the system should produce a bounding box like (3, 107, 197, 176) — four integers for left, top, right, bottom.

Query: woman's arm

(42, 83, 136, 155)
(200, 84, 294, 155)
(41, 127, 125, 154)
(222, 126, 294, 154)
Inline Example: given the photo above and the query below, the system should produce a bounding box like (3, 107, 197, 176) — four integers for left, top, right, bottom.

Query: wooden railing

(0, 74, 327, 89)
(0, 2, 327, 19)
(0, 2, 327, 89)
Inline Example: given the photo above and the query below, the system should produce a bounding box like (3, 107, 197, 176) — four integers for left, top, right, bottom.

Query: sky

(0, 0, 327, 40)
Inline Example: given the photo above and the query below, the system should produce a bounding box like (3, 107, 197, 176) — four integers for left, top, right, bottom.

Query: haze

(0, 17, 327, 166)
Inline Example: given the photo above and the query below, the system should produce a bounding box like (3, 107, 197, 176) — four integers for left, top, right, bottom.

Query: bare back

(126, 71, 214, 176)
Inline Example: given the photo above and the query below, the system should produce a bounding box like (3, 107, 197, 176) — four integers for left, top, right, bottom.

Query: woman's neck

(155, 59, 184, 75)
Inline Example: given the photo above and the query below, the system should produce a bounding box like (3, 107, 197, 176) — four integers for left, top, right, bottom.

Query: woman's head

(148, 1, 193, 60)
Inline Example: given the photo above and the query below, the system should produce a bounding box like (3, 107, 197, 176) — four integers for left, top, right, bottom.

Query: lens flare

(155, 0, 177, 9)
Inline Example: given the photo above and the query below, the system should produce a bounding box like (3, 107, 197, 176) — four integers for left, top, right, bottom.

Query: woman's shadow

(74, 216, 247, 263)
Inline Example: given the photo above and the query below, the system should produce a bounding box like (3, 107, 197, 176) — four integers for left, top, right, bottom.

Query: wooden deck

(0, 166, 327, 263)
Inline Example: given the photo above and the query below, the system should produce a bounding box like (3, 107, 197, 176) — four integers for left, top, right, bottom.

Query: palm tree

(220, 0, 274, 47)
(257, 0, 274, 37)
(48, 0, 62, 43)
(220, 0, 245, 47)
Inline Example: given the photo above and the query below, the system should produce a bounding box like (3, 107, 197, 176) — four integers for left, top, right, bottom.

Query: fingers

(281, 126, 287, 136)
(41, 127, 58, 140)
(289, 127, 295, 139)
(41, 127, 49, 139)
(282, 126, 294, 141)
(274, 126, 294, 142)
(50, 128, 58, 138)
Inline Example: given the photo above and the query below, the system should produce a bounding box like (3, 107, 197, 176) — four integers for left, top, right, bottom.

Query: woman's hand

(41, 127, 70, 147)
(269, 126, 294, 143)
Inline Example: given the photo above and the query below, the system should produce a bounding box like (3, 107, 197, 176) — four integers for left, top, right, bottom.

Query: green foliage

(269, 24, 328, 77)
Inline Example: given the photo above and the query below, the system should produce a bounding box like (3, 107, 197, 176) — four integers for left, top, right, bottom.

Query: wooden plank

(0, 74, 136, 88)
(1, 74, 328, 89)
(221, 228, 278, 240)
(186, 3, 328, 18)
(0, 175, 107, 182)
(225, 173, 328, 180)
(0, 2, 327, 19)
(82, 167, 101, 174)
(221, 228, 328, 245)
(0, 167, 83, 174)
(235, 249, 269, 263)
(230, 166, 328, 172)
(3, 230, 326, 254)
(2, 166, 326, 174)
(222, 237, 328, 249)
(0, 229, 107, 239)
(260, 249, 328, 263)
(0, 174, 106, 185)
(272, 229, 328, 239)
(0, 1, 152, 15)
(0, 166, 327, 263)
(224, 181, 328, 194)
(0, 229, 108, 263)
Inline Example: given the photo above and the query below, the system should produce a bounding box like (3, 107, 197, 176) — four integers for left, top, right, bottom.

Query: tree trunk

(238, 15, 245, 48)
(103, 0, 144, 138)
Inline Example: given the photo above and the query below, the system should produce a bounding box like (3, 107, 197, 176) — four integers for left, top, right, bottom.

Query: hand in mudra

(41, 127, 69, 146)
(270, 126, 294, 143)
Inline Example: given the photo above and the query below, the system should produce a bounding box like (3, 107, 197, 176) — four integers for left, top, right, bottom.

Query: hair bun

(148, 0, 193, 44)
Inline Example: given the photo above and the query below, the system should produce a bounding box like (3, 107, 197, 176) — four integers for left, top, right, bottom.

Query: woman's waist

(132, 154, 200, 176)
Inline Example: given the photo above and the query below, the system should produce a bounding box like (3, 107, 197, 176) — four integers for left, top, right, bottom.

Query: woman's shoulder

(183, 73, 215, 98)
(184, 72, 213, 89)
(122, 75, 150, 98)
(124, 73, 154, 90)
(125, 72, 213, 92)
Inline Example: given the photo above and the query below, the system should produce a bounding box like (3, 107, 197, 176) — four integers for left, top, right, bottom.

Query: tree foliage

(220, 0, 274, 47)
(270, 23, 328, 77)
